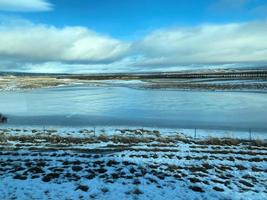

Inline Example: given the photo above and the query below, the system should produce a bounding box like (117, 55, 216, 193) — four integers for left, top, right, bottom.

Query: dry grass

(97, 134, 109, 142)
(197, 137, 241, 146)
(111, 135, 154, 144)
(197, 137, 267, 147)
(1, 129, 266, 150)
(6, 134, 98, 145)
(0, 133, 7, 143)
(250, 139, 266, 147)
(0, 76, 68, 90)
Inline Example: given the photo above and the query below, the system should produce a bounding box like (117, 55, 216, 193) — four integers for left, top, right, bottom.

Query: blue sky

(9, 0, 267, 38)
(0, 0, 267, 73)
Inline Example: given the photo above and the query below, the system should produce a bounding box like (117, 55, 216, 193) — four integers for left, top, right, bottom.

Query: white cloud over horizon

(0, 21, 130, 63)
(0, 19, 267, 73)
(0, 0, 52, 12)
(133, 22, 267, 66)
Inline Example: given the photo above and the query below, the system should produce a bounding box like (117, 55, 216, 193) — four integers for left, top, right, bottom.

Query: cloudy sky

(0, 0, 267, 73)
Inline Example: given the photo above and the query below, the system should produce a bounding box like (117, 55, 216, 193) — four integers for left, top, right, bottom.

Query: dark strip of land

(58, 70, 267, 80)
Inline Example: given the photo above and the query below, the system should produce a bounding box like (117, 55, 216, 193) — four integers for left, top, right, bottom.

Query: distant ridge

(0, 66, 267, 78)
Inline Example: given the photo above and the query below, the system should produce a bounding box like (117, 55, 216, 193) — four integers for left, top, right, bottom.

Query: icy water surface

(0, 85, 267, 131)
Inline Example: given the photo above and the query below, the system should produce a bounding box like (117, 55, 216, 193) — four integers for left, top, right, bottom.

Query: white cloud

(0, 0, 53, 12)
(0, 19, 267, 73)
(133, 22, 267, 66)
(0, 22, 130, 64)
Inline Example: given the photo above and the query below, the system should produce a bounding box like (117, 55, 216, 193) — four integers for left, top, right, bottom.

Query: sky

(0, 0, 267, 73)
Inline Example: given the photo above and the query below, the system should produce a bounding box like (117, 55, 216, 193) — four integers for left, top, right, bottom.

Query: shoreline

(1, 73, 267, 92)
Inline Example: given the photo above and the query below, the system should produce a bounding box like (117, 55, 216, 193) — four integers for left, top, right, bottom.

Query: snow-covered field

(0, 127, 266, 200)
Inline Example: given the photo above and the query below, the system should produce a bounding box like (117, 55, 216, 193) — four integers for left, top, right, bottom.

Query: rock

(72, 166, 83, 172)
(132, 188, 143, 195)
(85, 173, 96, 180)
(42, 173, 60, 182)
(189, 177, 201, 183)
(213, 186, 224, 192)
(76, 185, 89, 192)
(133, 179, 141, 185)
(36, 161, 46, 167)
(106, 160, 119, 167)
(96, 168, 107, 174)
(101, 187, 109, 193)
(31, 175, 40, 179)
(28, 167, 44, 174)
(239, 180, 254, 187)
(13, 174, 27, 180)
(111, 173, 119, 179)
(189, 186, 205, 193)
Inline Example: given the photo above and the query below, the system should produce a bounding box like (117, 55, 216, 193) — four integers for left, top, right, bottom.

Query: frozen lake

(1, 85, 267, 132)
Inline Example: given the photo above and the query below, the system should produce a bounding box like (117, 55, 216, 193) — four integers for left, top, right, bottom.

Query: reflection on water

(0, 85, 267, 131)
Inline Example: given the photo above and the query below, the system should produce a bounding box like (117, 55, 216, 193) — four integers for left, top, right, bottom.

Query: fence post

(249, 128, 252, 141)
(93, 126, 96, 137)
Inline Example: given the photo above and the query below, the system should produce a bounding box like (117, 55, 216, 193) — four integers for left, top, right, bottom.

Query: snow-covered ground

(0, 127, 266, 200)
